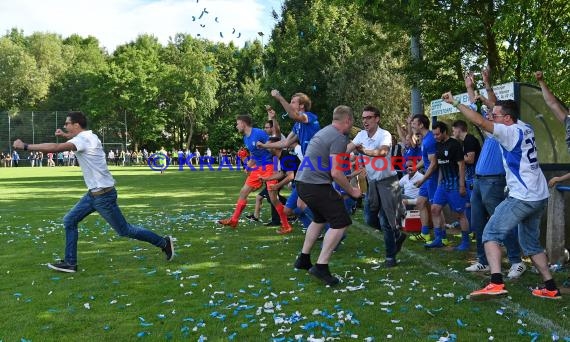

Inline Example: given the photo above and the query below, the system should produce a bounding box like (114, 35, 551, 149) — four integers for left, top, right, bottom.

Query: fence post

(546, 185, 569, 264)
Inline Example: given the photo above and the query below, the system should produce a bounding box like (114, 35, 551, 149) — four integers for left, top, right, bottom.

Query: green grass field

(1, 166, 569, 341)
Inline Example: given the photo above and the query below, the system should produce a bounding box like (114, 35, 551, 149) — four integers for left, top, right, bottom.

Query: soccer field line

(351, 220, 570, 337)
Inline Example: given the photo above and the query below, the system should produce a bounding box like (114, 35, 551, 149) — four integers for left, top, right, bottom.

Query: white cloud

(0, 0, 281, 52)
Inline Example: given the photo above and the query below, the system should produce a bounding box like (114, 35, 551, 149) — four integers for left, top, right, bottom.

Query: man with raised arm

(442, 93, 560, 299)
(535, 71, 570, 154)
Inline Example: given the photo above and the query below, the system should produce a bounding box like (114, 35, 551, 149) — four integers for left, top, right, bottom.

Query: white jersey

(352, 127, 397, 181)
(68, 130, 115, 190)
(492, 120, 549, 201)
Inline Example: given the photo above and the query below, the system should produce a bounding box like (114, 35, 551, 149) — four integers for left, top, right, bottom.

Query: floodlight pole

(124, 110, 128, 151)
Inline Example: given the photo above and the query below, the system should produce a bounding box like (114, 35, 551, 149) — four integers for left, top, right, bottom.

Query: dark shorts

(257, 187, 270, 199)
(296, 181, 352, 229)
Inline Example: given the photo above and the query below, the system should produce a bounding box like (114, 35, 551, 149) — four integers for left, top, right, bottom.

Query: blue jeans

(63, 188, 166, 264)
(470, 176, 521, 265)
(483, 196, 548, 256)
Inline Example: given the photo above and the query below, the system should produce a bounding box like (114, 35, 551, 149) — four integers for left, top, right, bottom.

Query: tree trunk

(185, 112, 194, 151)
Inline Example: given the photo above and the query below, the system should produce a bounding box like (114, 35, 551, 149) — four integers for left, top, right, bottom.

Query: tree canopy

(1, 0, 568, 152)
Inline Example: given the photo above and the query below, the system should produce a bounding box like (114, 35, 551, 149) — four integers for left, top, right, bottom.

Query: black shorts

(257, 187, 270, 199)
(296, 181, 352, 229)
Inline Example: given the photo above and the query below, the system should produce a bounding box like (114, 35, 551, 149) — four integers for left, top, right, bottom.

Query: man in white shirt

(399, 159, 423, 207)
(13, 111, 174, 273)
(347, 105, 406, 267)
(442, 94, 560, 300)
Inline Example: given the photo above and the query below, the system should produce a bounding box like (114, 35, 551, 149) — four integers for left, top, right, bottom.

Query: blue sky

(0, 0, 283, 52)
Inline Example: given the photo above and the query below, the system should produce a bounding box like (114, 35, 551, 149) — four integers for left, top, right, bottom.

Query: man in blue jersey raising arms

(258, 90, 321, 228)
(442, 93, 561, 300)
(218, 114, 293, 233)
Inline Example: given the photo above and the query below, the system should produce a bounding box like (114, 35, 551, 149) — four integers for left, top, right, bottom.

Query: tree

(104, 35, 166, 150)
(160, 34, 218, 150)
(0, 37, 49, 111)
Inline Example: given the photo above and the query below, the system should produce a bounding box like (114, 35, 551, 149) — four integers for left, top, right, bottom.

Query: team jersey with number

(492, 120, 549, 201)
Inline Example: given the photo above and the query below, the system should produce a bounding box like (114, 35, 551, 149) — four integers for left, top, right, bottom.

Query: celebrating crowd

(10, 68, 570, 301)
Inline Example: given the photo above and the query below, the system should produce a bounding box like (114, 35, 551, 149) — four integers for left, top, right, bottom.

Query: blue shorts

(483, 197, 548, 256)
(285, 185, 298, 210)
(432, 185, 467, 213)
(418, 176, 437, 202)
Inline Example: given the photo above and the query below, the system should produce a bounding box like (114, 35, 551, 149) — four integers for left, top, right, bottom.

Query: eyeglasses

(361, 116, 376, 121)
(264, 126, 272, 129)
(491, 113, 504, 119)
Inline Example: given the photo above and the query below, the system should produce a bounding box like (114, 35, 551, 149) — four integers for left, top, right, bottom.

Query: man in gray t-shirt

(293, 105, 361, 286)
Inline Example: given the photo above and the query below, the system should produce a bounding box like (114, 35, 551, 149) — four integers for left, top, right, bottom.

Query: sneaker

(454, 242, 470, 251)
(424, 238, 445, 248)
(308, 266, 340, 286)
(409, 233, 432, 243)
(531, 287, 562, 300)
(395, 232, 407, 255)
(162, 236, 175, 261)
(506, 262, 526, 279)
(264, 221, 280, 227)
(384, 258, 397, 268)
(218, 218, 238, 229)
(294, 254, 312, 270)
(465, 262, 490, 272)
(276, 224, 293, 235)
(245, 214, 259, 222)
(47, 260, 77, 273)
(470, 283, 508, 298)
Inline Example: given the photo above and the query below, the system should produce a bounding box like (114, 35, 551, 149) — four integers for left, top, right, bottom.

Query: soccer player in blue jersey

(218, 115, 293, 232)
(442, 92, 561, 300)
(258, 90, 321, 225)
(409, 114, 439, 244)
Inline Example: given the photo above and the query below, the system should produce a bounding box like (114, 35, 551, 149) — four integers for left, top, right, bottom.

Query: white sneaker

(507, 262, 526, 279)
(465, 262, 490, 272)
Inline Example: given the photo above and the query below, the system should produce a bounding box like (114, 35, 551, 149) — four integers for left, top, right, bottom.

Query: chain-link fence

(1, 111, 126, 166)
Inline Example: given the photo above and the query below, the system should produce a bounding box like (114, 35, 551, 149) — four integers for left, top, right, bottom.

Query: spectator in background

(399, 159, 423, 208)
(108, 149, 115, 166)
(12, 150, 20, 167)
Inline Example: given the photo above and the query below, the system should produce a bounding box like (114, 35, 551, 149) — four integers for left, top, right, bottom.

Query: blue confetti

(136, 331, 148, 338)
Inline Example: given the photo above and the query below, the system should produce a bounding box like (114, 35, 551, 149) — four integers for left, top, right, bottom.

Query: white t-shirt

(399, 171, 424, 198)
(492, 120, 549, 201)
(352, 128, 397, 181)
(68, 130, 115, 190)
